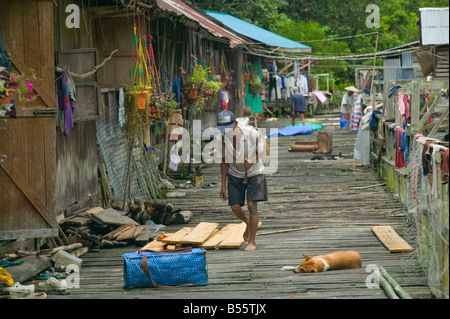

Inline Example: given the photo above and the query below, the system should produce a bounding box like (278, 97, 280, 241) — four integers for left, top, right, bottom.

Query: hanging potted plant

(184, 62, 223, 113)
(129, 84, 152, 110)
(129, 23, 157, 111)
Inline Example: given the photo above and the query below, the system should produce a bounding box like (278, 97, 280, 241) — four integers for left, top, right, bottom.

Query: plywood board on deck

(219, 222, 262, 249)
(179, 222, 219, 245)
(371, 226, 414, 253)
(162, 227, 194, 244)
(201, 224, 241, 249)
(140, 233, 174, 251)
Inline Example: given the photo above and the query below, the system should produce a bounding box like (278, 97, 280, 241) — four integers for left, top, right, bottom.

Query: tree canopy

(191, 0, 449, 87)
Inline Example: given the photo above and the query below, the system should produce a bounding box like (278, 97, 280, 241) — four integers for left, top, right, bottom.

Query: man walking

(291, 87, 307, 127)
(217, 110, 268, 251)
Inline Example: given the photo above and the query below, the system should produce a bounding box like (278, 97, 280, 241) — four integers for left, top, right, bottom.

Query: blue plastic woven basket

(122, 248, 208, 289)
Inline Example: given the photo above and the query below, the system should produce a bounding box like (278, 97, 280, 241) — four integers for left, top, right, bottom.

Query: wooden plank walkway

(46, 116, 432, 299)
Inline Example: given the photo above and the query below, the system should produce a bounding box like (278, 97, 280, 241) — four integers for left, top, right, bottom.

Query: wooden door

(0, 0, 57, 240)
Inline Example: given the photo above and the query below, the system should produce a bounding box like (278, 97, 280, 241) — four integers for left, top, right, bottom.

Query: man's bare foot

(244, 242, 256, 251)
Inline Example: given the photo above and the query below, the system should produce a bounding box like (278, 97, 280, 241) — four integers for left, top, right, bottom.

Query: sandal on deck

(37, 277, 68, 291)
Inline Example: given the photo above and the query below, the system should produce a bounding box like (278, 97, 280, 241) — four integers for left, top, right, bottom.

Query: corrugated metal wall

(383, 51, 415, 81)
(420, 8, 449, 46)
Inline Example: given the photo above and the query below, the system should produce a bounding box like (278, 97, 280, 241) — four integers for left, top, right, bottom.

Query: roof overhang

(138, 0, 247, 48)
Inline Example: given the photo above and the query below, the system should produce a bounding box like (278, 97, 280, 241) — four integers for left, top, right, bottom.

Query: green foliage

(193, 0, 449, 87)
(191, 0, 287, 30)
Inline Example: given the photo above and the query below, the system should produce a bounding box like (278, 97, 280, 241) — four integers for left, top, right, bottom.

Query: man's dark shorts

(227, 173, 268, 206)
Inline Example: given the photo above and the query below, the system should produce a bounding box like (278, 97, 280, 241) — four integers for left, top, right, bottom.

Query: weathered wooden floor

(47, 115, 433, 300)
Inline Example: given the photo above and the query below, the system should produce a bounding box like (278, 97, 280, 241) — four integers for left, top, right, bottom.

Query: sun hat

(344, 86, 359, 93)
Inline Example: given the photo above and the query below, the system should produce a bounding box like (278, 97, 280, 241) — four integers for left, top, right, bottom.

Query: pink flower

(29, 88, 33, 91)
(12, 77, 16, 81)
(28, 95, 33, 99)
(36, 94, 40, 97)
(26, 83, 33, 88)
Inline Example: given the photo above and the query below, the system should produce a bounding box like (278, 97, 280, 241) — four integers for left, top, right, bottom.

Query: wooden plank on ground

(85, 207, 105, 215)
(116, 225, 143, 241)
(6, 255, 52, 284)
(162, 227, 194, 244)
(179, 222, 219, 245)
(134, 225, 152, 246)
(201, 224, 241, 249)
(101, 222, 135, 240)
(371, 226, 414, 253)
(219, 222, 262, 249)
(140, 233, 174, 251)
(90, 208, 138, 226)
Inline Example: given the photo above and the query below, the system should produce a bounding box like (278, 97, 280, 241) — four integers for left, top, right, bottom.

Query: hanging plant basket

(188, 87, 198, 100)
(0, 95, 12, 107)
(129, 86, 152, 110)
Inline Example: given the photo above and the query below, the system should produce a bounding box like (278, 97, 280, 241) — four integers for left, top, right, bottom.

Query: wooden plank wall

(435, 45, 449, 78)
(0, 0, 57, 240)
(53, 0, 99, 216)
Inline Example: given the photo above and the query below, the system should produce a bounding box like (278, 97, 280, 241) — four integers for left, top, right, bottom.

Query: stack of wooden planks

(60, 207, 152, 248)
(140, 221, 262, 251)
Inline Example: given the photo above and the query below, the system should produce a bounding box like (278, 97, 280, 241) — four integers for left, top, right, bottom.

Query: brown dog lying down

(294, 251, 362, 273)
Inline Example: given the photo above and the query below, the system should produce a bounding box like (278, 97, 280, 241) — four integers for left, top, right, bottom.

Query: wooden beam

(418, 94, 441, 128)
(428, 107, 449, 137)
(410, 81, 420, 132)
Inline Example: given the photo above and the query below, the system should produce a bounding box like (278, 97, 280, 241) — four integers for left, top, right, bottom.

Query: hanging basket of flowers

(184, 61, 223, 113)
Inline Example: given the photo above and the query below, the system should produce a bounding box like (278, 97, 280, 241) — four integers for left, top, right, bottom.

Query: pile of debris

(0, 243, 86, 299)
(60, 198, 192, 249)
(0, 198, 192, 298)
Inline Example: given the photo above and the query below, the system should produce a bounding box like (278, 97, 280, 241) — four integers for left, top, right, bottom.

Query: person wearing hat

(290, 87, 307, 127)
(217, 110, 268, 251)
(340, 86, 358, 128)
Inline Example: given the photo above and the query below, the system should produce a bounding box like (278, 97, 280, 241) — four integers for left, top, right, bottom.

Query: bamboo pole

(379, 266, 413, 299)
(256, 226, 319, 236)
(375, 270, 399, 299)
(123, 135, 135, 211)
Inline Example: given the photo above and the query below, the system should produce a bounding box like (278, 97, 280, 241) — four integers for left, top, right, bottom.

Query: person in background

(340, 86, 358, 128)
(290, 87, 307, 127)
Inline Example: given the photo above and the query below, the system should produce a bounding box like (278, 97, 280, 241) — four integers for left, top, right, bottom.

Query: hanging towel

(57, 68, 74, 136)
(441, 148, 449, 183)
(118, 88, 125, 127)
(172, 77, 181, 107)
(395, 127, 406, 168)
(351, 95, 362, 133)
(400, 130, 410, 163)
(299, 75, 308, 94)
(403, 94, 410, 121)
(398, 93, 406, 117)
(422, 141, 433, 175)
